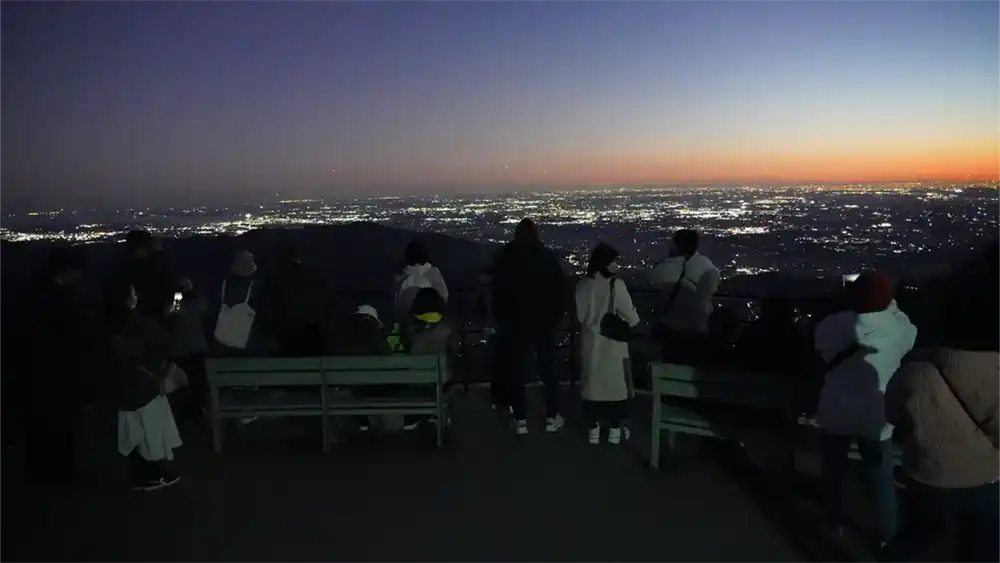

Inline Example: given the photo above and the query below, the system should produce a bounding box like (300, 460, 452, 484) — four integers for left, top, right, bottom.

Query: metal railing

(337, 287, 827, 392)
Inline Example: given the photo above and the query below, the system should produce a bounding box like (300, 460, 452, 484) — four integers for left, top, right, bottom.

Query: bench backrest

(321, 355, 444, 385)
(206, 357, 324, 387)
(206, 355, 446, 387)
(650, 362, 790, 410)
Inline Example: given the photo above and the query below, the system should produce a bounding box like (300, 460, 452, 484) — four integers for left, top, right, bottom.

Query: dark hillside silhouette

(1, 223, 500, 313)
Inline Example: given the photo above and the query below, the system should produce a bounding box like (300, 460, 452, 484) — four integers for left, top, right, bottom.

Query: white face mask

(126, 287, 138, 310)
(607, 262, 620, 273)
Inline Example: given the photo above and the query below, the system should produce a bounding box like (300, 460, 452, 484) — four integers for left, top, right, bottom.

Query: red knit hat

(849, 271, 894, 313)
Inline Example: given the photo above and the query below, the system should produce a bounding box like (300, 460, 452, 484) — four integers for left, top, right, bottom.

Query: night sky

(2, 1, 997, 209)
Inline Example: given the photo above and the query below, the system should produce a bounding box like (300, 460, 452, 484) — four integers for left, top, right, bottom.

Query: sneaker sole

(139, 476, 180, 492)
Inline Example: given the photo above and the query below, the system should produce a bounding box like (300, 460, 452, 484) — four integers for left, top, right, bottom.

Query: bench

(206, 355, 449, 453)
(322, 355, 449, 448)
(207, 357, 327, 454)
(650, 362, 793, 470)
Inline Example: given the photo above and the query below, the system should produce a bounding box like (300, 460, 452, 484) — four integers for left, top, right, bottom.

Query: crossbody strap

(661, 257, 691, 317)
(826, 342, 863, 372)
(606, 277, 617, 315)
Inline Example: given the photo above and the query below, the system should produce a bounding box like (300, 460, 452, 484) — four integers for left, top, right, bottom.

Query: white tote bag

(214, 280, 256, 349)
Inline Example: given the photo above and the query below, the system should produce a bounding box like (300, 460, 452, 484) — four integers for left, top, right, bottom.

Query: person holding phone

(167, 280, 209, 419)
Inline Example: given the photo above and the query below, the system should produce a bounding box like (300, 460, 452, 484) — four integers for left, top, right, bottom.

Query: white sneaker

(608, 428, 622, 444)
(545, 415, 565, 433)
(623, 426, 631, 441)
(514, 419, 529, 435)
(588, 426, 601, 445)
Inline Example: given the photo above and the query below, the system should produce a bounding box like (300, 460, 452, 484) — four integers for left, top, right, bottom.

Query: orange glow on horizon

(497, 139, 1000, 185)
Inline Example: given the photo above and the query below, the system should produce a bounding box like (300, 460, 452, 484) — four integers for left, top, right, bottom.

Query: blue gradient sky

(2, 1, 997, 208)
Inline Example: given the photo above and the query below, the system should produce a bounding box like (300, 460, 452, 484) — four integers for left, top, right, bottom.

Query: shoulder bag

(599, 277, 632, 343)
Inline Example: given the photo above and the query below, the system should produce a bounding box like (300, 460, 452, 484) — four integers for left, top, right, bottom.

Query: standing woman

(884, 243, 999, 562)
(575, 243, 640, 445)
(106, 277, 184, 491)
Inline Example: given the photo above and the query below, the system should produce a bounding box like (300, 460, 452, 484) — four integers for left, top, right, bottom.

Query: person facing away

(326, 305, 391, 357)
(165, 279, 209, 419)
(268, 247, 330, 357)
(396, 240, 449, 318)
(813, 271, 917, 548)
(403, 287, 456, 361)
(648, 229, 720, 334)
(575, 243, 640, 445)
(209, 249, 269, 355)
(113, 229, 183, 320)
(21, 246, 100, 487)
(326, 305, 391, 434)
(105, 278, 182, 492)
(490, 218, 569, 435)
(884, 243, 999, 563)
(400, 287, 456, 430)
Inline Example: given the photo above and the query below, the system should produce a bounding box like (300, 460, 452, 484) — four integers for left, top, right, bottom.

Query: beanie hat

(849, 271, 894, 313)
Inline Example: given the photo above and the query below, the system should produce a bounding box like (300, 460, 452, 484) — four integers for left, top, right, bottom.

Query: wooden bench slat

(207, 354, 449, 453)
(207, 358, 322, 372)
(210, 372, 325, 386)
(325, 370, 440, 385)
(320, 355, 442, 371)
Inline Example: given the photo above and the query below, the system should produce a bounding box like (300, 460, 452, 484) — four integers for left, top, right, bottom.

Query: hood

(401, 263, 433, 290)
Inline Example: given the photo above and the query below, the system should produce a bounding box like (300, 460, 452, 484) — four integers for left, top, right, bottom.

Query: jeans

(821, 433, 898, 544)
(497, 328, 559, 420)
(888, 479, 999, 562)
(583, 400, 627, 430)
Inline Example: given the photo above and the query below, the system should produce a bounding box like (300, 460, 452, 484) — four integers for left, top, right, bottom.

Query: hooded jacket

(397, 263, 449, 317)
(814, 301, 918, 440)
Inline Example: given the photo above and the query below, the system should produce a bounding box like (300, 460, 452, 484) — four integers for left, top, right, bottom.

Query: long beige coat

(575, 274, 640, 402)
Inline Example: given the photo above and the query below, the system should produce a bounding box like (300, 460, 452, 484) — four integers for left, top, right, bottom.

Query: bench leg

(651, 427, 660, 470)
(210, 387, 223, 454)
(321, 413, 329, 454)
(212, 421, 222, 454)
(436, 402, 445, 449)
(665, 429, 677, 452)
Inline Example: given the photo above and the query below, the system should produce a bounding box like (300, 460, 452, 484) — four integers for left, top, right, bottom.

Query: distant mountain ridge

(0, 223, 499, 316)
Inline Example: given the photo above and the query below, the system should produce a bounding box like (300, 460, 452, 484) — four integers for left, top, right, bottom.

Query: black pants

(497, 328, 558, 420)
(24, 406, 80, 483)
(174, 355, 208, 416)
(583, 400, 627, 429)
(127, 450, 168, 485)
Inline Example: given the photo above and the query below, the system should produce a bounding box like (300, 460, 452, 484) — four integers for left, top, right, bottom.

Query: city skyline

(2, 1, 998, 209)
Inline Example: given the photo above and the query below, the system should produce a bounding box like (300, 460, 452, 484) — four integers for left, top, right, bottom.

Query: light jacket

(575, 274, 640, 402)
(648, 252, 720, 333)
(885, 347, 999, 489)
(397, 263, 449, 316)
(815, 301, 917, 440)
